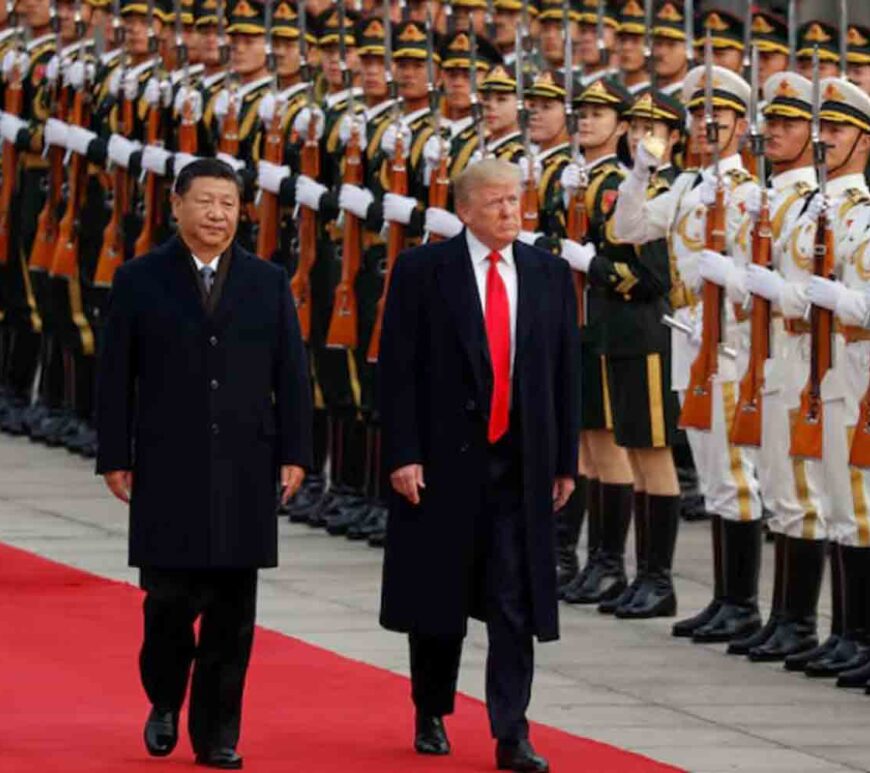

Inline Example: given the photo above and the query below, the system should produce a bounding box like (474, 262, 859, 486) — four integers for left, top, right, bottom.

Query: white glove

(0, 113, 27, 144)
(66, 125, 97, 156)
(45, 55, 60, 85)
(173, 86, 203, 123)
(338, 113, 367, 146)
(295, 174, 328, 211)
(143, 77, 170, 107)
(743, 183, 766, 221)
(213, 88, 241, 122)
(122, 70, 139, 102)
(43, 118, 69, 149)
(745, 264, 785, 302)
(383, 192, 417, 224)
(64, 60, 94, 89)
(216, 151, 245, 173)
(425, 206, 463, 238)
(1, 49, 28, 79)
(698, 249, 736, 288)
(422, 134, 447, 168)
(699, 170, 729, 208)
(338, 183, 374, 219)
(676, 253, 703, 293)
(172, 152, 199, 176)
(467, 148, 484, 166)
(292, 106, 325, 141)
(517, 230, 543, 246)
(257, 91, 278, 125)
(689, 312, 703, 346)
(107, 134, 141, 168)
(632, 139, 660, 178)
(108, 67, 122, 97)
(561, 238, 595, 272)
(257, 160, 290, 194)
(560, 162, 584, 192)
(141, 144, 172, 176)
(380, 121, 412, 158)
(517, 156, 542, 183)
(806, 275, 844, 311)
(805, 191, 831, 223)
(835, 286, 870, 327)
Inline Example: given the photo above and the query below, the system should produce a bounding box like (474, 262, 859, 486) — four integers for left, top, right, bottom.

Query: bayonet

(644, 0, 654, 88)
(684, 0, 694, 69)
(787, 0, 796, 72)
(485, 0, 495, 41)
(811, 46, 826, 199)
(839, 0, 848, 79)
(469, 25, 487, 158)
(596, 0, 609, 70)
(424, 7, 441, 136)
(742, 0, 752, 81)
(703, 28, 719, 182)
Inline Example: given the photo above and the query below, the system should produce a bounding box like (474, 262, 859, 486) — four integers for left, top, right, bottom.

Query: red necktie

(484, 251, 510, 443)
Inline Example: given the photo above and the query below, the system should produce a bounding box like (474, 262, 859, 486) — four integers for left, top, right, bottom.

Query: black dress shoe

(415, 714, 450, 755)
(143, 707, 178, 757)
(496, 739, 549, 772)
(195, 747, 243, 769)
(784, 634, 840, 672)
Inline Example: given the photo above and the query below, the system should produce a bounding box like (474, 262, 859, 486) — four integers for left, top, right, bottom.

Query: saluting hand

(391, 464, 425, 506)
(103, 470, 133, 504)
(552, 476, 575, 512)
(280, 465, 306, 506)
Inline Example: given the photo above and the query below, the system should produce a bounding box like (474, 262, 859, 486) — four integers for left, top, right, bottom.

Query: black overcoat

(378, 231, 581, 642)
(96, 236, 312, 569)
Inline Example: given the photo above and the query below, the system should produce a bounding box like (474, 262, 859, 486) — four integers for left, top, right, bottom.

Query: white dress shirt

(192, 253, 222, 274)
(465, 228, 518, 381)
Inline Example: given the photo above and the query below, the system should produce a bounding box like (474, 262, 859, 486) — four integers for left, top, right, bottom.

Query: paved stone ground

(1, 434, 869, 773)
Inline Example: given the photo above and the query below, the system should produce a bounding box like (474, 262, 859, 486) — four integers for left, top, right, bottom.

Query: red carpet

(0, 543, 682, 772)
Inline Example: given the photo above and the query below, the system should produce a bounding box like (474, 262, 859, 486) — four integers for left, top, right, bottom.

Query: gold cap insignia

(232, 0, 257, 17)
(363, 18, 385, 37)
(776, 78, 799, 98)
(805, 23, 832, 44)
(849, 26, 869, 47)
(398, 23, 426, 42)
(635, 92, 654, 110)
(823, 82, 845, 101)
(704, 12, 730, 32)
(274, 1, 295, 20)
(203, 0, 217, 10)
(751, 15, 774, 34)
(587, 79, 609, 96)
(657, 3, 682, 22)
(487, 65, 512, 79)
(448, 33, 471, 51)
(622, 0, 643, 16)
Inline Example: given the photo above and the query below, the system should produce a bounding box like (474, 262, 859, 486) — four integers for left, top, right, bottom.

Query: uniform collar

(171, 63, 205, 85)
(448, 115, 474, 138)
(828, 173, 870, 197)
(402, 106, 431, 126)
(366, 98, 398, 120)
(488, 130, 522, 152)
(770, 166, 816, 192)
(537, 141, 570, 163)
(235, 75, 273, 101)
(586, 153, 617, 173)
(324, 85, 363, 109)
(704, 153, 744, 175)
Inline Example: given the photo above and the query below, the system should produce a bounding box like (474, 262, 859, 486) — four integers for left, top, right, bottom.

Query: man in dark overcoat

(378, 158, 581, 773)
(96, 158, 312, 770)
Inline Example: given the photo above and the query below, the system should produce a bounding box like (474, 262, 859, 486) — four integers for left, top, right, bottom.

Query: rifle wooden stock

(521, 175, 539, 232)
(255, 109, 283, 261)
(0, 68, 23, 266)
(94, 99, 134, 286)
(730, 197, 772, 447)
(289, 119, 320, 341)
(220, 92, 240, 157)
(133, 106, 162, 257)
(367, 132, 407, 364)
(29, 143, 66, 271)
(565, 186, 588, 327)
(851, 389, 870, 467)
(426, 152, 450, 244)
(679, 185, 726, 431)
(177, 97, 198, 154)
(790, 213, 834, 459)
(326, 126, 363, 349)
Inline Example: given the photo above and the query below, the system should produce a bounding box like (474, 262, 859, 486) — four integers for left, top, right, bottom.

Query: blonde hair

(453, 158, 522, 208)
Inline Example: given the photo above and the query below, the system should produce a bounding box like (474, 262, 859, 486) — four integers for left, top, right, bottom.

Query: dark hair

(173, 157, 243, 197)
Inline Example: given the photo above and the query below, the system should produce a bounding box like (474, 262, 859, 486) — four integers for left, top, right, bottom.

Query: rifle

(680, 31, 724, 431)
(367, 0, 406, 364)
(484, 0, 496, 41)
(255, 0, 281, 261)
(288, 0, 318, 340)
(50, 1, 90, 283)
(132, 0, 162, 256)
(791, 52, 834, 458)
(326, 0, 362, 349)
(563, 0, 587, 326)
(218, 0, 240, 157)
(515, 17, 538, 231)
(643, 0, 654, 89)
(595, 0, 609, 71)
(730, 44, 770, 447)
(787, 0, 796, 72)
(839, 0, 848, 79)
(423, 6, 449, 243)
(469, 25, 486, 158)
(94, 0, 132, 285)
(0, 5, 23, 266)
(29, 0, 65, 273)
(175, 0, 197, 154)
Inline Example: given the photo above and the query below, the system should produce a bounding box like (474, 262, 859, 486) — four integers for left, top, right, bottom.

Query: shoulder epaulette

(725, 168, 755, 188)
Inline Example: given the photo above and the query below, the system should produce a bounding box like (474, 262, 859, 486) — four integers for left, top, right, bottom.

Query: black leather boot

(563, 482, 630, 604)
(748, 536, 825, 662)
(415, 714, 450, 755)
(556, 475, 586, 590)
(560, 479, 602, 601)
(839, 551, 870, 688)
(693, 519, 762, 643)
(615, 494, 679, 619)
(601, 490, 647, 615)
(806, 545, 869, 677)
(729, 532, 786, 655)
(673, 514, 724, 637)
(787, 541, 844, 672)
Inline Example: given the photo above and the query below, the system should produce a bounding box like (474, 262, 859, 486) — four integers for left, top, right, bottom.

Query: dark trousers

(139, 568, 258, 754)
(409, 428, 534, 742)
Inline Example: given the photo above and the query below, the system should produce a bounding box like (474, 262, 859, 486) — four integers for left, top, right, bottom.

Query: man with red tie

(377, 159, 581, 773)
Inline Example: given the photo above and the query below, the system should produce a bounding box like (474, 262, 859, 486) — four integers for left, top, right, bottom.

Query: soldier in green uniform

(538, 0, 579, 71)
(616, 0, 650, 96)
(480, 64, 526, 162)
(575, 0, 619, 86)
(750, 9, 789, 87)
(795, 20, 841, 82)
(651, 1, 689, 98)
(849, 24, 870, 96)
(695, 8, 745, 75)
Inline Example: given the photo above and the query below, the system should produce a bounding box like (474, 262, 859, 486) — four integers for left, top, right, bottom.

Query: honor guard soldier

(847, 24, 870, 97)
(750, 10, 789, 87)
(538, 0, 579, 72)
(491, 0, 538, 68)
(795, 21, 841, 81)
(695, 9, 744, 75)
(479, 64, 526, 161)
(616, 0, 651, 96)
(575, 0, 619, 86)
(650, 1, 690, 98)
(196, 0, 229, 126)
(447, 0, 487, 37)
(612, 62, 763, 637)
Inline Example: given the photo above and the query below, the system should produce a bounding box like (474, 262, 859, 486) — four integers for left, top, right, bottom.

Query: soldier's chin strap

(778, 130, 812, 168)
(826, 131, 864, 178)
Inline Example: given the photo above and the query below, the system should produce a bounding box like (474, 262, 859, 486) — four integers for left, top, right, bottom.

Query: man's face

(160, 24, 178, 70)
(456, 181, 521, 248)
(540, 20, 565, 66)
(848, 63, 870, 96)
(764, 116, 811, 166)
(230, 32, 267, 76)
(796, 56, 839, 80)
(820, 121, 870, 170)
(273, 37, 301, 79)
(123, 14, 161, 57)
(406, 0, 439, 23)
(712, 46, 743, 73)
(578, 103, 624, 153)
(578, 21, 614, 67)
(528, 96, 565, 144)
(652, 36, 687, 79)
(57, 0, 79, 42)
(689, 106, 744, 157)
(494, 9, 519, 48)
(199, 24, 221, 67)
(759, 50, 788, 85)
(22, 0, 50, 28)
(628, 117, 674, 160)
(359, 53, 387, 100)
(172, 176, 240, 254)
(395, 57, 428, 101)
(617, 32, 645, 74)
(452, 6, 485, 35)
(483, 91, 518, 136)
(320, 43, 359, 88)
(443, 67, 479, 111)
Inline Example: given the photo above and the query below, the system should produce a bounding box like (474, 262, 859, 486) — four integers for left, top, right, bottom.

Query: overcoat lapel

(158, 237, 207, 324)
